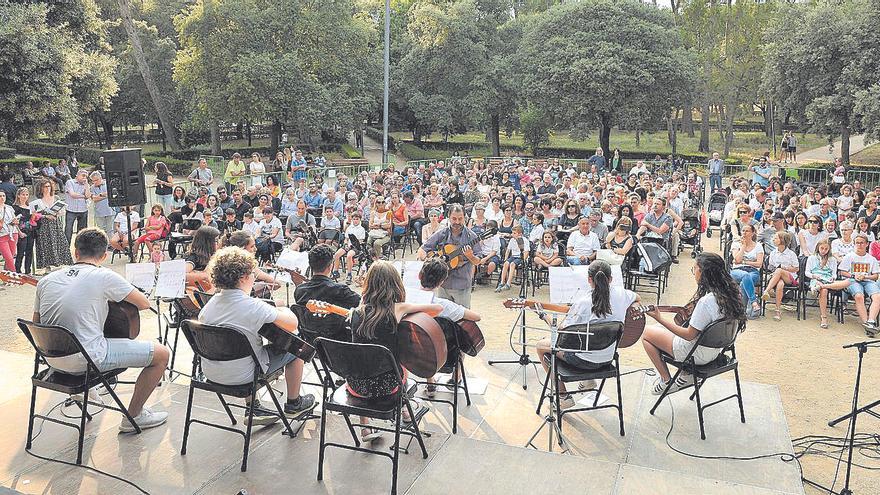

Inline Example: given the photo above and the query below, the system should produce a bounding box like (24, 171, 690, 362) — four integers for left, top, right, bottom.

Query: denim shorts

(506, 256, 522, 267)
(97, 338, 155, 372)
(847, 279, 880, 297)
(486, 255, 501, 266)
(566, 255, 589, 266)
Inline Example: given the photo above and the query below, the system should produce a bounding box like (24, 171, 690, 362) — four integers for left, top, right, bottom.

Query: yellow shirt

(224, 160, 245, 183)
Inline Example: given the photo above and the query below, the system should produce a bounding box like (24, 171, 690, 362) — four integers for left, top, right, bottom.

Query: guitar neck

(510, 300, 571, 313)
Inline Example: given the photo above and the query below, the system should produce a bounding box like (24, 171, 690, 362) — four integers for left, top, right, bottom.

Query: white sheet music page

(399, 261, 424, 289)
(548, 266, 591, 304)
(275, 249, 309, 275)
(124, 263, 156, 294)
(155, 260, 186, 299)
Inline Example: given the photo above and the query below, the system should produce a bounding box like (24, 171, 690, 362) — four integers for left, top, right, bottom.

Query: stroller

(679, 207, 703, 258)
(706, 190, 728, 239)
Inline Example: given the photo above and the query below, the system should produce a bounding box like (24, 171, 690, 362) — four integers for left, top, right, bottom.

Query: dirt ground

(0, 237, 877, 494)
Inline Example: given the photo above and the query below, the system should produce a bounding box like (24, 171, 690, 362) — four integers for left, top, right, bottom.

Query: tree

(855, 84, 880, 144)
(519, 106, 550, 155)
(518, 0, 694, 157)
(175, 0, 381, 154)
(117, 0, 180, 150)
(0, 0, 117, 141)
(763, 0, 880, 164)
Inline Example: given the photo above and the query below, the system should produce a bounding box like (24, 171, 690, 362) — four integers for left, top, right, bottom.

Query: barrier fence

(846, 169, 880, 189)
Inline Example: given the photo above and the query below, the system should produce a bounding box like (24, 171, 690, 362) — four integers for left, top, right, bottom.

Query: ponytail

(589, 260, 612, 318)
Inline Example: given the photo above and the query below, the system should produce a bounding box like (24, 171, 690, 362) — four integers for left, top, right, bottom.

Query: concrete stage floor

(0, 350, 804, 494)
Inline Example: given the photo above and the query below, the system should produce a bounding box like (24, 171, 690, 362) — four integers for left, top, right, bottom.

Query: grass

(851, 142, 880, 166)
(390, 129, 831, 161)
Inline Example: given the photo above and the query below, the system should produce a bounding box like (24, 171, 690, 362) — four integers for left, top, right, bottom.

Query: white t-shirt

(114, 211, 140, 234)
(34, 264, 135, 372)
(731, 243, 762, 269)
(672, 293, 724, 364)
(259, 217, 284, 244)
(839, 252, 880, 278)
(482, 234, 501, 255)
(529, 224, 545, 244)
(430, 293, 466, 321)
(345, 223, 366, 245)
(242, 220, 261, 237)
(505, 237, 530, 258)
(768, 248, 799, 270)
(197, 289, 278, 385)
(831, 238, 855, 260)
(561, 286, 637, 363)
(567, 230, 601, 257)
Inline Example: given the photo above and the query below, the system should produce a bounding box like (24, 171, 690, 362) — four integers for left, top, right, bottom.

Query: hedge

(0, 146, 15, 160)
(365, 127, 395, 150)
(11, 140, 104, 164)
(340, 143, 362, 159)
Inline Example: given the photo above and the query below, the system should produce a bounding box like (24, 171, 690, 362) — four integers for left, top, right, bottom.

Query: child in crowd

(762, 231, 800, 321)
(479, 220, 501, 279)
(335, 211, 366, 284)
(496, 224, 530, 292)
(242, 211, 260, 237)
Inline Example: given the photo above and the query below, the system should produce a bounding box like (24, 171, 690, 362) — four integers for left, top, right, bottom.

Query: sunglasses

(738, 210, 749, 214)
(808, 220, 820, 224)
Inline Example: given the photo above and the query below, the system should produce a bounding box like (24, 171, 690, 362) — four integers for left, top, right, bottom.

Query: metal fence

(846, 169, 880, 189)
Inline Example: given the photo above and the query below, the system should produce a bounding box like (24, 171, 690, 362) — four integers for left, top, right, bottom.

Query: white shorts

(672, 336, 720, 365)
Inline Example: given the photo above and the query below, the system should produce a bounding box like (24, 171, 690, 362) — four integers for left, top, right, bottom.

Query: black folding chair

(314, 337, 429, 495)
(179, 320, 298, 472)
(414, 317, 471, 434)
(649, 318, 746, 440)
(17, 319, 141, 465)
(529, 322, 625, 452)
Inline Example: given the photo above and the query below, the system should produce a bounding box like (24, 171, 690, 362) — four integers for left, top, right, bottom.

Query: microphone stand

(811, 340, 880, 495)
(489, 255, 540, 389)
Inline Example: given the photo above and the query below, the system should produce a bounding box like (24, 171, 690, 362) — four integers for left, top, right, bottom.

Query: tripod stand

(488, 257, 540, 389)
(820, 340, 880, 495)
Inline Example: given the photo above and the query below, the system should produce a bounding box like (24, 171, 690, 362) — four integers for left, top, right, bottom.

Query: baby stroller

(706, 190, 728, 239)
(679, 207, 703, 258)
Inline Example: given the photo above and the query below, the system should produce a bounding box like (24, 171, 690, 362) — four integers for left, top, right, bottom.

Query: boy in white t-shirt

(839, 233, 880, 336)
(479, 220, 501, 279)
(241, 211, 261, 237)
(496, 224, 530, 292)
(109, 206, 141, 252)
(334, 211, 366, 284)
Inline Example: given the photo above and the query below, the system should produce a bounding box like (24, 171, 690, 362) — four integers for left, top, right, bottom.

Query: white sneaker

(577, 379, 598, 391)
(119, 407, 169, 433)
(550, 394, 576, 412)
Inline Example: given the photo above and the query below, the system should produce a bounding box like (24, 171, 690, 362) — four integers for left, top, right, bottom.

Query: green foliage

(855, 84, 880, 144)
(0, 146, 15, 160)
(11, 140, 104, 164)
(340, 144, 363, 159)
(519, 107, 550, 155)
(0, 1, 117, 140)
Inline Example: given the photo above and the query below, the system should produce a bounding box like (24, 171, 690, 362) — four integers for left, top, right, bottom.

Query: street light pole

(382, 0, 390, 165)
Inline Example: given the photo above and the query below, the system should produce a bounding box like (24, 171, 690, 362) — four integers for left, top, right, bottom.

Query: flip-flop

(773, 311, 781, 321)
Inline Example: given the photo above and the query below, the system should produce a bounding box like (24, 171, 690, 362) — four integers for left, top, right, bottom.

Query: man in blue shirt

(751, 157, 772, 188)
(322, 188, 344, 217)
(303, 182, 324, 211)
(587, 148, 607, 173)
(707, 152, 724, 192)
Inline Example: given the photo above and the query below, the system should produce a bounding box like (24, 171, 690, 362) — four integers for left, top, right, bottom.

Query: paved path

(797, 133, 869, 163)
(355, 132, 408, 166)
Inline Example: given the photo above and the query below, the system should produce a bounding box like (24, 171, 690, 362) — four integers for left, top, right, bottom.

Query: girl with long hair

(806, 238, 847, 329)
(533, 230, 562, 269)
(536, 260, 639, 410)
(153, 161, 174, 212)
(349, 261, 441, 441)
(762, 231, 800, 321)
(184, 225, 221, 290)
(12, 187, 34, 273)
(134, 204, 170, 259)
(729, 224, 764, 317)
(643, 252, 746, 395)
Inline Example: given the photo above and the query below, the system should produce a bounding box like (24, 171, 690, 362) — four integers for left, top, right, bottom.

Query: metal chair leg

(241, 387, 257, 472)
(733, 366, 746, 423)
(693, 376, 706, 440)
(25, 385, 37, 450)
(181, 384, 195, 455)
(216, 393, 236, 425)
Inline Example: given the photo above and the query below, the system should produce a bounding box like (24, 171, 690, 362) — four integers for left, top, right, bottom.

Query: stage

(0, 348, 804, 494)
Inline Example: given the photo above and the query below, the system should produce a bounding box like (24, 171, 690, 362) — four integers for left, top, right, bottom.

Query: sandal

(361, 427, 382, 443)
(820, 316, 829, 329)
(773, 310, 781, 321)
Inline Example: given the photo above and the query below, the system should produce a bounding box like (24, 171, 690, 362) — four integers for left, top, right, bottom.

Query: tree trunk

(92, 115, 104, 149)
(667, 110, 676, 146)
(669, 111, 678, 156)
(761, 101, 771, 137)
(210, 120, 221, 155)
(841, 125, 851, 165)
(246, 120, 252, 147)
(716, 104, 726, 141)
(270, 120, 281, 155)
(598, 113, 611, 159)
(158, 120, 166, 152)
(117, 0, 180, 151)
(235, 122, 244, 140)
(723, 99, 735, 158)
(488, 113, 501, 157)
(682, 102, 694, 137)
(100, 116, 114, 149)
(635, 129, 641, 148)
(699, 101, 710, 153)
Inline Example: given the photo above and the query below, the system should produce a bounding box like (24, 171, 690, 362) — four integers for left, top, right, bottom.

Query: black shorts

(560, 352, 608, 370)
(788, 146, 796, 152)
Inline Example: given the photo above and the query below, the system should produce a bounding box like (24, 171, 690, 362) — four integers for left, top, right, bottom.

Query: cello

(306, 300, 447, 378)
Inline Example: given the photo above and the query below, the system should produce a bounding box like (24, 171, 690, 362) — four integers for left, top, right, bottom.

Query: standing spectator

(188, 158, 214, 194)
(248, 153, 265, 187)
(64, 170, 91, 243)
(290, 149, 308, 183)
(707, 152, 723, 192)
(610, 148, 623, 174)
(30, 179, 73, 271)
(153, 161, 174, 212)
(0, 173, 16, 204)
(750, 156, 772, 188)
(587, 148, 606, 173)
(90, 172, 115, 235)
(12, 187, 34, 274)
(0, 191, 17, 271)
(787, 131, 797, 163)
(224, 153, 246, 193)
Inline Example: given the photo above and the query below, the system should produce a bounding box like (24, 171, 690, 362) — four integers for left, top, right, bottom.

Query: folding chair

(414, 317, 471, 434)
(314, 337, 429, 495)
(17, 319, 141, 465)
(760, 256, 807, 319)
(179, 320, 298, 472)
(627, 238, 671, 303)
(529, 322, 625, 452)
(649, 318, 746, 440)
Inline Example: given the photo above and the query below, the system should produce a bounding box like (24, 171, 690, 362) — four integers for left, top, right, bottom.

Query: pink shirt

(405, 197, 424, 219)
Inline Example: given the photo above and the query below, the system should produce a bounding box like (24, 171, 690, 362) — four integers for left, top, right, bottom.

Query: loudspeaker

(103, 148, 146, 207)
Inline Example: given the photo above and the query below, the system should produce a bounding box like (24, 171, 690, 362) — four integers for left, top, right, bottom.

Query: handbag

(368, 229, 387, 239)
(596, 248, 624, 266)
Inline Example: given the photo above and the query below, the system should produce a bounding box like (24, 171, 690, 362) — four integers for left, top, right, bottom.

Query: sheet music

(549, 266, 591, 304)
(154, 260, 186, 299)
(275, 249, 309, 274)
(125, 263, 156, 293)
(405, 288, 434, 304)
(47, 200, 67, 216)
(265, 269, 293, 285)
(393, 260, 424, 289)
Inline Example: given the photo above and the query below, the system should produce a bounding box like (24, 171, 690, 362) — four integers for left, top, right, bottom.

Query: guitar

(426, 228, 498, 270)
(258, 324, 316, 362)
(0, 270, 140, 339)
(502, 298, 648, 349)
(264, 264, 309, 285)
(456, 319, 485, 357)
(306, 299, 448, 378)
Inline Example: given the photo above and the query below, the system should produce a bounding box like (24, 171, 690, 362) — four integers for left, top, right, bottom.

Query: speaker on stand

(103, 148, 146, 263)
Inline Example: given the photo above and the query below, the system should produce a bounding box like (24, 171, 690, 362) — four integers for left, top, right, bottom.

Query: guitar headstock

(0, 271, 38, 287)
(305, 300, 331, 316)
(503, 298, 526, 309)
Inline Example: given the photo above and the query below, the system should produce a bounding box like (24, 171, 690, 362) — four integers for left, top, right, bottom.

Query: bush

(340, 143, 362, 159)
(0, 146, 15, 160)
(11, 140, 104, 164)
(365, 127, 395, 150)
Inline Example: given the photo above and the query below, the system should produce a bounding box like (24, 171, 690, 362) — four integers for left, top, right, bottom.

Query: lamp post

(382, 0, 390, 165)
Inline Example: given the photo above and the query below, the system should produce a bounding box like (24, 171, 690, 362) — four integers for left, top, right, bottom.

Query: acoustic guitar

(426, 228, 498, 270)
(306, 299, 448, 378)
(1, 270, 141, 339)
(456, 319, 485, 357)
(264, 264, 309, 285)
(502, 298, 648, 349)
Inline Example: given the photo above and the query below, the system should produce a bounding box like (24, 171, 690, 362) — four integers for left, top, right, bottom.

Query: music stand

(814, 339, 880, 495)
(488, 256, 540, 389)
